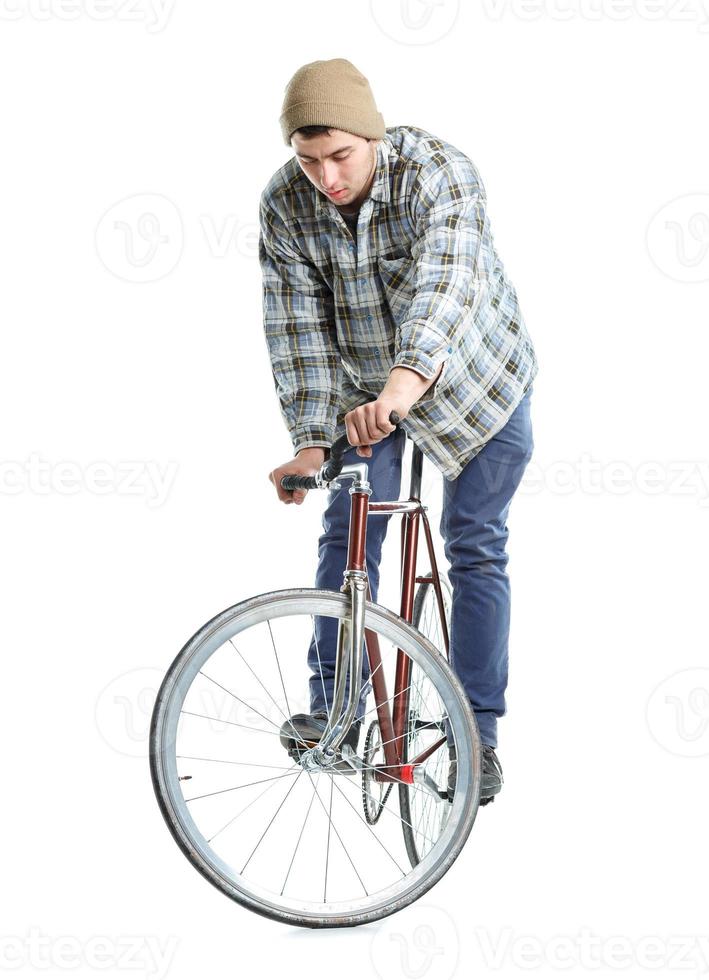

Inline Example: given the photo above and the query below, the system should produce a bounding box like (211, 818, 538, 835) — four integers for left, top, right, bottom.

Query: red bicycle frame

(343, 439, 451, 786)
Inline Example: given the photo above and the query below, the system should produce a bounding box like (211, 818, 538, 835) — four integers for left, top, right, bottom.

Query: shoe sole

(447, 760, 502, 804)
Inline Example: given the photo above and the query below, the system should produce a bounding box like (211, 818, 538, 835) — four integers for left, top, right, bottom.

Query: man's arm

(380, 364, 443, 412)
(259, 191, 341, 454)
(389, 155, 487, 402)
(344, 156, 485, 454)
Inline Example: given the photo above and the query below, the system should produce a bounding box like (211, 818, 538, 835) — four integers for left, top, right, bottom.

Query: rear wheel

(399, 573, 480, 867)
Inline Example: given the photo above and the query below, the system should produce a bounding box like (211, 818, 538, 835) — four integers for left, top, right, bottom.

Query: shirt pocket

(376, 254, 416, 325)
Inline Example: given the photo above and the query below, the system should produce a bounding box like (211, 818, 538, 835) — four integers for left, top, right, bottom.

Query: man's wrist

(382, 364, 443, 412)
(296, 445, 327, 458)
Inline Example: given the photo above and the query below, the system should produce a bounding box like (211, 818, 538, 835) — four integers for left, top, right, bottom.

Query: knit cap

(279, 58, 385, 146)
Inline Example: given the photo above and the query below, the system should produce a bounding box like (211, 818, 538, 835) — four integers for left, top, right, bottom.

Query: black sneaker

(279, 710, 362, 771)
(447, 743, 504, 806)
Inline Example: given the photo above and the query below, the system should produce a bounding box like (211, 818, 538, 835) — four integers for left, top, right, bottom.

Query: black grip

(281, 474, 319, 492)
(280, 409, 401, 493)
(322, 409, 400, 483)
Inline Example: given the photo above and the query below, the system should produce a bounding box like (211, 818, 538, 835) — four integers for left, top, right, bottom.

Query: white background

(1, 0, 708, 977)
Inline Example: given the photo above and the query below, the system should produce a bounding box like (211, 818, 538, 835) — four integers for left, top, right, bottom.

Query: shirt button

(367, 315, 373, 322)
(447, 346, 452, 353)
(374, 348, 381, 355)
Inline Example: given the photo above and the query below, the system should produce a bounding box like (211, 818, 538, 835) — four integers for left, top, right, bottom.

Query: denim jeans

(307, 384, 535, 749)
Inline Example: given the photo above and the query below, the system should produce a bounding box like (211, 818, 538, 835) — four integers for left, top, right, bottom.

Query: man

(259, 58, 538, 805)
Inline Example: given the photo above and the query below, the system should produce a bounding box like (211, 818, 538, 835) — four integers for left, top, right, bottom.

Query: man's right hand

(268, 447, 326, 505)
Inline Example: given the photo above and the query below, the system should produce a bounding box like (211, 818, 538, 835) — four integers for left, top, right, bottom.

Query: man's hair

(292, 125, 333, 139)
(292, 125, 373, 142)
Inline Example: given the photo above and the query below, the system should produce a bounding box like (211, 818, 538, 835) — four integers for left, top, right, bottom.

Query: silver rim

(150, 588, 480, 926)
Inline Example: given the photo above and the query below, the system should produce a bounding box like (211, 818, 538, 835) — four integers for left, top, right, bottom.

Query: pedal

(286, 739, 318, 763)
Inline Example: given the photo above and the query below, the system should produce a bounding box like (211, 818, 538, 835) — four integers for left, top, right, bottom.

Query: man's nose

(320, 161, 337, 189)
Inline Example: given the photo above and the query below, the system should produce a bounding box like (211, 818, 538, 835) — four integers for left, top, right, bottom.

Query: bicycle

(150, 412, 483, 928)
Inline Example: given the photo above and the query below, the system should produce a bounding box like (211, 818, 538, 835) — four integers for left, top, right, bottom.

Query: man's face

(291, 128, 378, 210)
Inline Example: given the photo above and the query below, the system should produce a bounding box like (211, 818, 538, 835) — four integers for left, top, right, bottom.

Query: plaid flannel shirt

(258, 125, 539, 480)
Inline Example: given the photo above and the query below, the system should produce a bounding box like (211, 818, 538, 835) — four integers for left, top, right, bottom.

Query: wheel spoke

(184, 767, 301, 803)
(280, 784, 318, 896)
(267, 618, 296, 725)
(151, 592, 476, 925)
(307, 772, 369, 896)
(229, 636, 291, 725)
(239, 767, 305, 875)
(311, 614, 331, 717)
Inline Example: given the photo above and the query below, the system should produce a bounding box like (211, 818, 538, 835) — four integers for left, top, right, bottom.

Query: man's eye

(300, 154, 349, 163)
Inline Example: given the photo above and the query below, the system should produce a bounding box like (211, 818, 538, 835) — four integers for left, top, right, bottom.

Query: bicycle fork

(311, 461, 371, 762)
(301, 458, 447, 802)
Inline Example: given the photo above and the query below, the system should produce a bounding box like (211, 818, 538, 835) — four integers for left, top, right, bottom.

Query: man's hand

(268, 447, 325, 505)
(344, 399, 402, 458)
(345, 364, 444, 457)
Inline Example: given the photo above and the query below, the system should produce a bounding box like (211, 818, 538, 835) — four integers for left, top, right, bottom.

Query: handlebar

(281, 410, 401, 493)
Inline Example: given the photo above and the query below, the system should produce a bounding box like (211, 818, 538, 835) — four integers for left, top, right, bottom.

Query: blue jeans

(307, 384, 535, 749)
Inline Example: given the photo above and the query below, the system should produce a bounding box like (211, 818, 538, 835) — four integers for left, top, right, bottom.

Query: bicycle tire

(399, 573, 480, 868)
(150, 588, 480, 928)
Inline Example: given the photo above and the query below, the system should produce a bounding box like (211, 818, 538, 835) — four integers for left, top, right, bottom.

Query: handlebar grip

(322, 409, 400, 482)
(279, 409, 401, 493)
(280, 474, 319, 492)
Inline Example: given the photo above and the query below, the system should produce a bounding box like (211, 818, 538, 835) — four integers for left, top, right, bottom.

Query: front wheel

(150, 588, 480, 928)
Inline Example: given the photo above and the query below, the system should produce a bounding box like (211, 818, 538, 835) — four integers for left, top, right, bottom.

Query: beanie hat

(279, 58, 386, 146)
